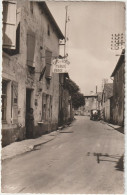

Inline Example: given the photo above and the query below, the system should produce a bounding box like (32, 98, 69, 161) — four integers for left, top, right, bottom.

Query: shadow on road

(115, 155, 124, 171)
(115, 127, 124, 134)
(59, 131, 73, 134)
(87, 152, 124, 171)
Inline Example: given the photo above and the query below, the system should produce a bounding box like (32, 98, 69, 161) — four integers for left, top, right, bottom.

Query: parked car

(90, 109, 100, 121)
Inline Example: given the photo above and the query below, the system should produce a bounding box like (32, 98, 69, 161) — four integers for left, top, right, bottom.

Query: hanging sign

(52, 58, 70, 73)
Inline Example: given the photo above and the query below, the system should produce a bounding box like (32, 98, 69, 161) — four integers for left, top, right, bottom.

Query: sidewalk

(2, 130, 59, 161)
(100, 120, 124, 134)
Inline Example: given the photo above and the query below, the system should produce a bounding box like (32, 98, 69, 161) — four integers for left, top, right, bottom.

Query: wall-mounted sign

(52, 58, 70, 73)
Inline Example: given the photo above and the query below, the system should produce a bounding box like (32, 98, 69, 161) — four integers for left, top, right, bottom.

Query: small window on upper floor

(3, 0, 21, 55)
(3, 0, 17, 50)
(47, 24, 50, 36)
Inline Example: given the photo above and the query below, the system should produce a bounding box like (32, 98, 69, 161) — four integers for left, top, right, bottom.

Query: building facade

(84, 92, 98, 116)
(111, 49, 125, 126)
(102, 83, 113, 122)
(2, 1, 64, 146)
(59, 74, 74, 126)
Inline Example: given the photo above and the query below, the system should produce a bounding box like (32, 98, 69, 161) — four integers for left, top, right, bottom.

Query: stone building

(111, 49, 125, 126)
(2, 1, 64, 146)
(84, 92, 98, 116)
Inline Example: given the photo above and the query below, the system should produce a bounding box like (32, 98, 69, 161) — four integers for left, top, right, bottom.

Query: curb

(2, 131, 59, 161)
(33, 132, 59, 149)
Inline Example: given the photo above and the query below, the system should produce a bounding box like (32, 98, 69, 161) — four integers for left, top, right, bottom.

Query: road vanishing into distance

(2, 116, 124, 194)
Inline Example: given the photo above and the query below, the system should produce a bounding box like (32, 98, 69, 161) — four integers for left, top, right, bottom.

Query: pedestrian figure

(26, 108, 34, 139)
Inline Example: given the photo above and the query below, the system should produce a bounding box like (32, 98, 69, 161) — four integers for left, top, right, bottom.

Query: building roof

(103, 83, 113, 99)
(111, 49, 125, 77)
(38, 2, 64, 40)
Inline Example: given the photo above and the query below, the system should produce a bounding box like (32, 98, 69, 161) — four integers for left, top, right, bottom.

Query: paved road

(2, 116, 124, 194)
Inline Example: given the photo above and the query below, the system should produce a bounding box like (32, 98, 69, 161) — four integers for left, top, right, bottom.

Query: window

(3, 2, 21, 55)
(3, 22, 20, 55)
(45, 50, 52, 79)
(2, 80, 8, 122)
(3, 0, 17, 49)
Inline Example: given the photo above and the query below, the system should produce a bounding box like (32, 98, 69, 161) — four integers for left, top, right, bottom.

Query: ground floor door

(25, 89, 34, 139)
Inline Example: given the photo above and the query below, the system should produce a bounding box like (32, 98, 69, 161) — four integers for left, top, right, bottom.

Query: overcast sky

(47, 1, 125, 95)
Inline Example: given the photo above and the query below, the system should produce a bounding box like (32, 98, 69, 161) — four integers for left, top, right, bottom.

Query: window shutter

(42, 93, 46, 120)
(45, 50, 52, 79)
(27, 31, 35, 67)
(3, 0, 17, 49)
(12, 81, 18, 124)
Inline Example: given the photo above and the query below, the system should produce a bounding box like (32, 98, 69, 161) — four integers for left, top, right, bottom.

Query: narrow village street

(2, 116, 124, 194)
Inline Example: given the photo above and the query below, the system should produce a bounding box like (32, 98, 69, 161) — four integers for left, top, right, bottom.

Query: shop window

(2, 80, 8, 122)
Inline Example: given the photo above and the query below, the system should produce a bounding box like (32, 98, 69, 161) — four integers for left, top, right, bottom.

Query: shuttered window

(3, 7, 21, 55)
(27, 30, 35, 67)
(42, 93, 52, 121)
(42, 93, 46, 121)
(11, 81, 18, 124)
(45, 50, 52, 79)
(3, 0, 16, 49)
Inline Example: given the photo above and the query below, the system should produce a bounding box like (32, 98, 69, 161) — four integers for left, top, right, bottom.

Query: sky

(47, 1, 125, 95)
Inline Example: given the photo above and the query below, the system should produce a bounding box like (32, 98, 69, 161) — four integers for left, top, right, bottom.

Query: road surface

(2, 116, 124, 194)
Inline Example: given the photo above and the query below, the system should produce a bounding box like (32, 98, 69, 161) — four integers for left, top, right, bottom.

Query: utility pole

(64, 6, 68, 57)
(64, 6, 70, 58)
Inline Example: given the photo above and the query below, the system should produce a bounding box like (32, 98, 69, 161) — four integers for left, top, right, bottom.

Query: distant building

(84, 91, 98, 115)
(97, 92, 102, 111)
(111, 49, 125, 126)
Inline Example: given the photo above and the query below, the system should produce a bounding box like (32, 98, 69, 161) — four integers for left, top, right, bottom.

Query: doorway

(25, 88, 34, 139)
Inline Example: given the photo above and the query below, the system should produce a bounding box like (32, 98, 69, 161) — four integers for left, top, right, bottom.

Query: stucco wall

(104, 99, 110, 122)
(2, 1, 60, 146)
(112, 63, 124, 126)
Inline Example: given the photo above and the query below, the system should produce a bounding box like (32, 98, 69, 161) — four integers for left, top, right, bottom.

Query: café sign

(52, 58, 70, 73)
